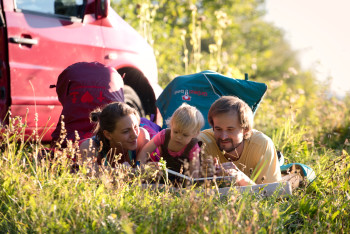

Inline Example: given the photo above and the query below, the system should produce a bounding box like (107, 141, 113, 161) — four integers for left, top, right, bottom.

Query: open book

(152, 169, 292, 196)
(166, 168, 237, 183)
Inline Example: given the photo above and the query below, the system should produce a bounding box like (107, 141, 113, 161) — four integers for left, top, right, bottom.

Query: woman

(79, 102, 150, 168)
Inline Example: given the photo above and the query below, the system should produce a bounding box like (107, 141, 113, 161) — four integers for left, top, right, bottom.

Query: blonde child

(137, 103, 204, 179)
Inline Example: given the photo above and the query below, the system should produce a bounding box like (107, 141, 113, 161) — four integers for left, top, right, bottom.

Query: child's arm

(136, 138, 157, 164)
(189, 147, 201, 178)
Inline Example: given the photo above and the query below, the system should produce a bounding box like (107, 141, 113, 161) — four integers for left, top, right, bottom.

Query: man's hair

(90, 102, 140, 151)
(208, 96, 253, 139)
(167, 103, 204, 133)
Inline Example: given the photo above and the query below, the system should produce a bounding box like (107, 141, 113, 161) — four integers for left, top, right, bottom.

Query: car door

(0, 2, 9, 121)
(4, 0, 105, 140)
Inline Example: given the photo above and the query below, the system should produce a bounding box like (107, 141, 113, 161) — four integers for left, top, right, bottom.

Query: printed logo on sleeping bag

(182, 90, 191, 101)
(175, 89, 208, 97)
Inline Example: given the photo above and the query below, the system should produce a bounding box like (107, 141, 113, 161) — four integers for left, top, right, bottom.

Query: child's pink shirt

(150, 129, 200, 162)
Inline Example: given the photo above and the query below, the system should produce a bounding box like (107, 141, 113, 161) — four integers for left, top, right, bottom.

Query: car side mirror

(95, 0, 109, 19)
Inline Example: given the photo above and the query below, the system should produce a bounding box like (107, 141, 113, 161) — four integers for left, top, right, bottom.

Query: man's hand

(215, 162, 255, 186)
(215, 162, 239, 175)
(122, 161, 131, 167)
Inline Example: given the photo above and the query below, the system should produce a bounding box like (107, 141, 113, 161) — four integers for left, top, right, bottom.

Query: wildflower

(98, 141, 103, 153)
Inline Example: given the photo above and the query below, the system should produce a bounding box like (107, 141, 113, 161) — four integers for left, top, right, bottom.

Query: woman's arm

(136, 138, 157, 164)
(79, 138, 97, 161)
(79, 138, 99, 175)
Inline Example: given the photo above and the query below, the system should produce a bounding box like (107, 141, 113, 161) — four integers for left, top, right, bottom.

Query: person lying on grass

(79, 102, 150, 168)
(199, 96, 282, 185)
(137, 103, 204, 180)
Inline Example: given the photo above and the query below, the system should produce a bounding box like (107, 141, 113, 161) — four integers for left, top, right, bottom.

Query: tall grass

(1, 112, 350, 232)
(2, 1, 350, 231)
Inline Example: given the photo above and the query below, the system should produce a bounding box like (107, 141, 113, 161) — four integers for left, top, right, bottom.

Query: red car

(0, 0, 161, 141)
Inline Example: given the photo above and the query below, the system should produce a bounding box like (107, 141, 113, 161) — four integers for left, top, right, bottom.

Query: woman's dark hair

(90, 102, 139, 152)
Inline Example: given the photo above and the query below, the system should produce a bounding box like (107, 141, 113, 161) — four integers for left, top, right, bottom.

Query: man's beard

(217, 138, 235, 153)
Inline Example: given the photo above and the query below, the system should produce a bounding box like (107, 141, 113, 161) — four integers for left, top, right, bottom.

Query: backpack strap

(160, 129, 187, 173)
(181, 137, 198, 159)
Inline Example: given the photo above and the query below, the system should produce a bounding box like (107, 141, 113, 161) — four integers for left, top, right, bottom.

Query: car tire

(123, 85, 145, 117)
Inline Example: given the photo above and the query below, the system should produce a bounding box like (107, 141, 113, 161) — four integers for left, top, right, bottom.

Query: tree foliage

(112, 0, 350, 144)
(113, 0, 303, 85)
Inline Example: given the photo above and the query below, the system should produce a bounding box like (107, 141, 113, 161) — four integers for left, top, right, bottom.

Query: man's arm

(252, 138, 282, 184)
(198, 130, 222, 177)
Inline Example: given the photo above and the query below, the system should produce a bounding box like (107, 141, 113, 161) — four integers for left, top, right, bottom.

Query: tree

(112, 0, 311, 86)
(112, 0, 349, 146)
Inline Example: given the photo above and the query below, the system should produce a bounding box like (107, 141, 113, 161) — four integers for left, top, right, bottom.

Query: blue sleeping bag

(278, 152, 316, 183)
(156, 70, 267, 130)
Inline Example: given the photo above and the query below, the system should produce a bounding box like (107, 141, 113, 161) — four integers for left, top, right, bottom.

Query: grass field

(1, 1, 349, 232)
(1, 92, 349, 233)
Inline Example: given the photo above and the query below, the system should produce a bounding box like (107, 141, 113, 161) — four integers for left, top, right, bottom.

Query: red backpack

(51, 62, 124, 144)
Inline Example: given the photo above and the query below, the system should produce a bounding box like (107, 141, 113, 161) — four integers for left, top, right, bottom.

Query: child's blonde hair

(167, 103, 204, 133)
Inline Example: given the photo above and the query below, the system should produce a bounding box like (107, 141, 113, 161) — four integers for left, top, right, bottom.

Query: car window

(15, 0, 86, 18)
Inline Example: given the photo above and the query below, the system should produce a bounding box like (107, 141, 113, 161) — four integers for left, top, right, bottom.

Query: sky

(264, 0, 350, 96)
